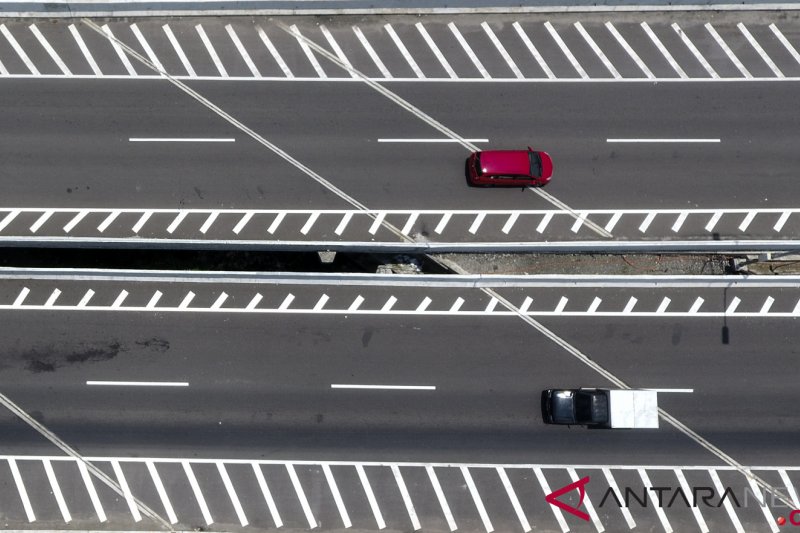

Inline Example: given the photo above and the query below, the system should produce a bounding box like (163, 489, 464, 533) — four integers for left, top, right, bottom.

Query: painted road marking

(287, 464, 317, 529)
(112, 290, 128, 308)
(760, 296, 775, 314)
(569, 468, 604, 532)
(449, 297, 465, 312)
(623, 297, 638, 313)
(416, 296, 432, 312)
(97, 210, 120, 232)
(335, 212, 354, 235)
(13, 287, 30, 307)
(656, 297, 671, 313)
(77, 289, 94, 307)
(435, 212, 453, 234)
(290, 24, 325, 78)
(607, 138, 720, 142)
(463, 467, 494, 533)
(218, 462, 249, 526)
(535, 467, 569, 533)
(575, 22, 621, 79)
(469, 212, 486, 234)
(401, 212, 418, 235)
(70, 24, 102, 75)
(739, 211, 757, 231)
(497, 467, 531, 532)
(738, 23, 783, 77)
(706, 23, 752, 78)
(501, 212, 519, 234)
(605, 211, 622, 232)
(689, 296, 704, 313)
(63, 210, 89, 233)
(774, 211, 791, 232)
(9, 458, 35, 522)
(43, 459, 71, 523)
(377, 138, 488, 142)
(392, 465, 421, 531)
(227, 24, 261, 78)
(163, 24, 196, 77)
(710, 469, 745, 533)
(196, 24, 228, 77)
(770, 24, 800, 67)
(672, 23, 719, 79)
(554, 296, 568, 313)
(385, 23, 424, 78)
(418, 23, 457, 79)
(257, 25, 293, 78)
(132, 210, 153, 233)
(587, 297, 602, 313)
(131, 23, 165, 74)
(183, 462, 213, 525)
(300, 212, 320, 235)
(313, 294, 329, 311)
(2, 24, 39, 74)
(30, 210, 53, 233)
(746, 473, 781, 533)
(44, 289, 61, 307)
(87, 381, 189, 386)
(253, 464, 283, 528)
(482, 22, 523, 79)
(324, 463, 352, 528)
(354, 26, 392, 79)
(146, 290, 163, 309)
(30, 24, 71, 75)
(639, 469, 673, 533)
(606, 21, 654, 79)
(641, 22, 687, 78)
(78, 460, 107, 522)
(357, 464, 386, 530)
(348, 295, 365, 311)
(639, 212, 657, 232)
(672, 211, 689, 232)
(602, 468, 635, 529)
(513, 22, 555, 79)
(427, 466, 457, 532)
(233, 212, 253, 234)
(544, 21, 589, 79)
(112, 460, 142, 522)
(331, 384, 435, 390)
(779, 469, 800, 507)
(267, 212, 286, 234)
(0, 210, 20, 231)
(321, 24, 356, 78)
(705, 211, 723, 231)
(519, 296, 533, 313)
(449, 22, 490, 78)
(536, 212, 554, 233)
(147, 461, 178, 524)
(246, 293, 263, 310)
(726, 296, 741, 314)
(570, 211, 587, 232)
(130, 138, 235, 142)
(278, 293, 294, 310)
(102, 24, 137, 76)
(675, 468, 709, 533)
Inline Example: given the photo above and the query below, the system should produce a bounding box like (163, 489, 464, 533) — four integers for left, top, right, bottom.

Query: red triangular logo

(545, 476, 591, 522)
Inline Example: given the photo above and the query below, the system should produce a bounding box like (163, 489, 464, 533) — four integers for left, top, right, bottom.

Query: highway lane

(0, 275, 797, 467)
(2, 78, 798, 214)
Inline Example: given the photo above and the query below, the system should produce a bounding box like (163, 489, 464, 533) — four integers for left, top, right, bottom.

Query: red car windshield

(529, 151, 542, 178)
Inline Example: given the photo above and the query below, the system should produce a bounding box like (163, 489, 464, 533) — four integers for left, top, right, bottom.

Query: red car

(467, 147, 553, 187)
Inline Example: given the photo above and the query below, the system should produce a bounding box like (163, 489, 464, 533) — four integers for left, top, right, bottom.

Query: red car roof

(478, 150, 533, 177)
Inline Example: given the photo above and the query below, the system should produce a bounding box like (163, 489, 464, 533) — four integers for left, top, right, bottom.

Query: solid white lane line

(738, 23, 783, 77)
(623, 296, 637, 313)
(300, 212, 320, 235)
(726, 296, 741, 314)
(427, 466, 457, 532)
(30, 210, 53, 233)
(554, 296, 568, 313)
(226, 24, 260, 78)
(568, 468, 604, 533)
(2, 24, 39, 74)
(435, 213, 452, 234)
(675, 469, 709, 533)
(746, 473, 781, 533)
(45, 289, 61, 307)
(320, 24, 356, 78)
(0, 210, 20, 232)
(377, 138, 488, 142)
(587, 297, 602, 313)
(607, 138, 720, 143)
(519, 296, 533, 313)
(641, 22, 687, 78)
(392, 465, 421, 531)
(78, 460, 107, 522)
(449, 297, 465, 312)
(605, 211, 622, 232)
(672, 23, 719, 78)
(705, 211, 723, 231)
(417, 23, 457, 79)
(639, 469, 673, 533)
(606, 21, 654, 79)
(469, 212, 486, 234)
(482, 22, 523, 79)
(290, 24, 326, 78)
(335, 212, 354, 235)
(232, 212, 254, 234)
(102, 24, 137, 76)
(64, 210, 89, 233)
(253, 464, 283, 528)
(354, 26, 392, 78)
(323, 464, 352, 528)
(147, 461, 178, 524)
(384, 23, 424, 78)
(672, 211, 689, 232)
(705, 23, 751, 78)
(382, 296, 398, 311)
(536, 212, 554, 233)
(739, 211, 757, 231)
(267, 212, 286, 234)
(710, 469, 745, 533)
(13, 287, 30, 307)
(462, 467, 494, 532)
(199, 211, 219, 234)
(544, 21, 588, 79)
(278, 293, 294, 310)
(774, 211, 791, 232)
(760, 296, 775, 314)
(182, 462, 213, 525)
(211, 292, 228, 309)
(9, 458, 35, 522)
(497, 467, 531, 532)
(257, 26, 292, 78)
(44, 459, 71, 523)
(30, 24, 71, 75)
(357, 464, 386, 529)
(448, 22, 489, 79)
(110, 290, 129, 308)
(97, 210, 120, 232)
(196, 24, 228, 77)
(348, 295, 365, 311)
(246, 293, 263, 310)
(146, 290, 163, 309)
(639, 212, 657, 232)
(770, 24, 800, 67)
(602, 468, 635, 529)
(534, 468, 569, 533)
(331, 383, 436, 390)
(132, 210, 153, 233)
(77, 289, 95, 307)
(501, 212, 519, 234)
(532, 187, 611, 237)
(656, 297, 671, 313)
(417, 296, 432, 312)
(575, 22, 621, 78)
(570, 211, 587, 232)
(163, 24, 196, 77)
(513, 21, 554, 79)
(87, 381, 189, 386)
(70, 24, 102, 75)
(779, 469, 800, 507)
(313, 294, 329, 311)
(112, 460, 142, 522)
(217, 462, 248, 526)
(131, 23, 165, 74)
(287, 464, 317, 529)
(167, 211, 189, 234)
(689, 296, 704, 313)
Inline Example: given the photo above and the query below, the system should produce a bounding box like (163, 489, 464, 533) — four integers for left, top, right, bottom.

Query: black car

(541, 389, 610, 426)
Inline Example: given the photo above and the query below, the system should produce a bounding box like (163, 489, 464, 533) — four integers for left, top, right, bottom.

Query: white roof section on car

(608, 390, 659, 428)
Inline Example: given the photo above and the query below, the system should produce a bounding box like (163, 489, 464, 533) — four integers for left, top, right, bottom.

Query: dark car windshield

(529, 151, 542, 178)
(574, 392, 609, 424)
